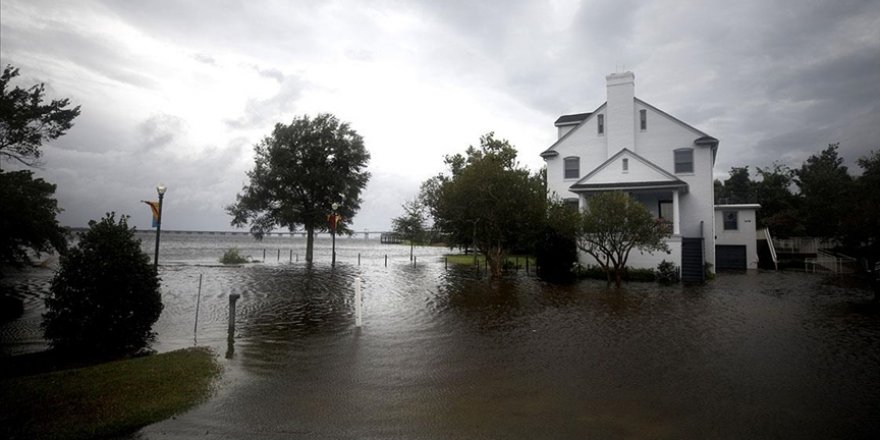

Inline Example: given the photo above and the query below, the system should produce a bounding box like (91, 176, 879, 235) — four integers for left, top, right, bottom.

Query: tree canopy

(0, 170, 68, 278)
(422, 133, 545, 277)
(0, 65, 81, 169)
(391, 199, 427, 261)
(577, 191, 670, 287)
(794, 143, 852, 238)
(43, 213, 162, 354)
(227, 113, 370, 263)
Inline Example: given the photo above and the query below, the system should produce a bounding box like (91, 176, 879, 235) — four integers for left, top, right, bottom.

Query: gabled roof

(540, 103, 607, 158)
(554, 112, 591, 126)
(540, 97, 720, 161)
(569, 148, 688, 193)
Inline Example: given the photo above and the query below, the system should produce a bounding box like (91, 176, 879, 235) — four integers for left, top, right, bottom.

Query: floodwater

(1, 234, 878, 439)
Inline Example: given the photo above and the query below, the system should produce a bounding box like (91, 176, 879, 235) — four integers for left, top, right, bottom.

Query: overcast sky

(2, 0, 878, 232)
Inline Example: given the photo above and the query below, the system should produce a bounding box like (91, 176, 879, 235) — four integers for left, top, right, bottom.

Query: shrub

(656, 260, 680, 284)
(623, 267, 657, 282)
(43, 213, 163, 354)
(219, 248, 249, 265)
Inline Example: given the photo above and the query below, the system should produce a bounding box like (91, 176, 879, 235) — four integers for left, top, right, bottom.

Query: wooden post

(262, 249, 266, 261)
(354, 277, 363, 327)
(385, 254, 387, 267)
(358, 253, 361, 266)
(445, 256, 448, 270)
(228, 293, 240, 340)
(277, 249, 280, 261)
(414, 256, 417, 267)
(289, 249, 293, 262)
(193, 274, 202, 343)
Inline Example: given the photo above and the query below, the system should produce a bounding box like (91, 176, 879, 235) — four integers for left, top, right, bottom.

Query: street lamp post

(330, 202, 339, 267)
(153, 184, 166, 271)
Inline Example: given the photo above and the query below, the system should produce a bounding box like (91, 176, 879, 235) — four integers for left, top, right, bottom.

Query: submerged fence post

(277, 249, 280, 261)
(354, 277, 363, 327)
(445, 256, 448, 270)
(358, 253, 361, 266)
(228, 294, 240, 338)
(385, 254, 387, 267)
(414, 256, 417, 267)
(289, 249, 293, 262)
(193, 274, 202, 344)
(227, 293, 240, 359)
(262, 249, 266, 261)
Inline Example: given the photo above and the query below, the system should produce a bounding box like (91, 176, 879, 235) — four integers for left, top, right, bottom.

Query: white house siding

(545, 109, 607, 201)
(578, 236, 682, 271)
(714, 205, 760, 269)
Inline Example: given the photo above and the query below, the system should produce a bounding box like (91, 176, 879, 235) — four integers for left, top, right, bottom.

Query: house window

(622, 158, 629, 173)
(674, 148, 694, 173)
(723, 211, 738, 230)
(597, 114, 604, 135)
(564, 198, 579, 211)
(564, 156, 580, 179)
(640, 109, 647, 130)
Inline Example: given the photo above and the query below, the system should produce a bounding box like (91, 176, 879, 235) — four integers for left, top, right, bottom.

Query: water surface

(1, 235, 877, 439)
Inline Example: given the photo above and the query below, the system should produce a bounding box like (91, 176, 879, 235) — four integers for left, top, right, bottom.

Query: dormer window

(674, 148, 694, 174)
(597, 114, 604, 135)
(564, 156, 580, 179)
(622, 158, 629, 173)
(640, 109, 647, 130)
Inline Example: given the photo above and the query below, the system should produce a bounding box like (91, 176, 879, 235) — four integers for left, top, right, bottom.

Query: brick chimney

(605, 71, 635, 157)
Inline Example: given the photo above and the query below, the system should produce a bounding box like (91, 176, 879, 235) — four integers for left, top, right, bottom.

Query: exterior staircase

(681, 237, 704, 282)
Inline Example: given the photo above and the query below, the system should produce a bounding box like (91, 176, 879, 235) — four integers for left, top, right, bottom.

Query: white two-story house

(541, 71, 719, 281)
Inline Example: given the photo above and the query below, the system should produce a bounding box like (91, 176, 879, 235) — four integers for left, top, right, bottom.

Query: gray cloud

(3, 0, 878, 231)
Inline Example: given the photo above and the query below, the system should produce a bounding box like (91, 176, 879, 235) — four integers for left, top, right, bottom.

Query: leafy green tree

(535, 197, 581, 282)
(228, 114, 370, 263)
(43, 213, 163, 354)
(839, 150, 880, 301)
(716, 166, 755, 204)
(794, 143, 853, 237)
(754, 163, 800, 237)
(391, 199, 427, 261)
(0, 170, 68, 277)
(0, 65, 81, 169)
(425, 133, 545, 278)
(577, 191, 670, 288)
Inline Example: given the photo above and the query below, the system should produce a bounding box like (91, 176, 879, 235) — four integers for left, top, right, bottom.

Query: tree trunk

(614, 269, 622, 288)
(305, 227, 314, 263)
(487, 246, 504, 278)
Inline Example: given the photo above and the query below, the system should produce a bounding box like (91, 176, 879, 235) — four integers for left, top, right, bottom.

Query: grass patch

(0, 347, 221, 440)
(445, 253, 535, 268)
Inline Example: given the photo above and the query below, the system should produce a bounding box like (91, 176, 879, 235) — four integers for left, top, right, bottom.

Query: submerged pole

(228, 293, 240, 339)
(385, 254, 387, 267)
(354, 277, 363, 327)
(193, 274, 202, 343)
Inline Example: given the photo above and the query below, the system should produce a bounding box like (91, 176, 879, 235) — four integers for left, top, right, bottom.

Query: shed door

(716, 245, 747, 270)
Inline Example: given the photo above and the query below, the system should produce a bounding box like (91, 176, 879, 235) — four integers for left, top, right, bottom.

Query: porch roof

(569, 148, 689, 193)
(569, 180, 689, 192)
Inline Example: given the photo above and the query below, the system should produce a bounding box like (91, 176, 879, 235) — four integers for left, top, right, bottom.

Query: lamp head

(157, 184, 167, 196)
(331, 202, 339, 211)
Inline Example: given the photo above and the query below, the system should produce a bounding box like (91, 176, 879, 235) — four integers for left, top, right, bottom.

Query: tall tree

(716, 166, 755, 204)
(391, 199, 427, 261)
(227, 114, 370, 263)
(839, 150, 880, 301)
(0, 170, 68, 278)
(754, 162, 800, 237)
(425, 133, 545, 278)
(577, 191, 670, 288)
(0, 65, 81, 169)
(794, 143, 853, 237)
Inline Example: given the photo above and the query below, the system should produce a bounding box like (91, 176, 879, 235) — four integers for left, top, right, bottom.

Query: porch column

(672, 190, 681, 235)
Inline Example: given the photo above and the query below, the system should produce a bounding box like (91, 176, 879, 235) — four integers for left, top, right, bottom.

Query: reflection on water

(2, 236, 879, 438)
